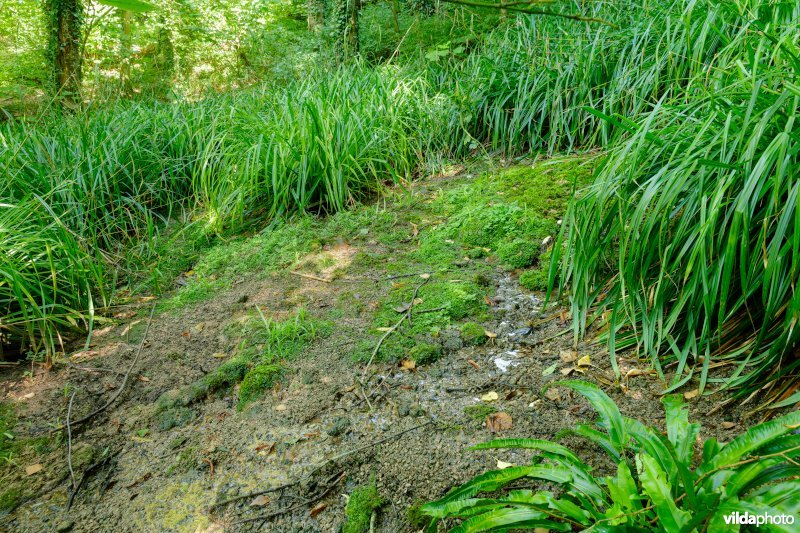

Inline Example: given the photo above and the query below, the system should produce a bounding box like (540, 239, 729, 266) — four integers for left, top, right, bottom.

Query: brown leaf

(309, 502, 328, 518)
(137, 375, 150, 383)
(559, 350, 578, 363)
(467, 359, 480, 370)
(410, 223, 419, 237)
(483, 295, 496, 307)
(400, 359, 417, 372)
(114, 310, 137, 319)
(559, 367, 574, 376)
(721, 421, 736, 430)
(486, 412, 513, 433)
(484, 330, 497, 340)
(250, 495, 271, 507)
(25, 464, 43, 475)
(544, 388, 562, 402)
(684, 389, 700, 400)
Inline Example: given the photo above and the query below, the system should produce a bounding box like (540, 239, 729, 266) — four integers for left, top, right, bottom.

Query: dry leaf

(25, 464, 43, 476)
(486, 412, 513, 433)
(410, 223, 419, 237)
(559, 367, 574, 376)
(419, 273, 431, 279)
(542, 363, 557, 376)
(577, 355, 591, 367)
(375, 327, 393, 332)
(275, 404, 287, 412)
(113, 310, 137, 319)
(137, 375, 150, 383)
(721, 421, 736, 429)
(250, 495, 271, 507)
(496, 460, 514, 469)
(192, 322, 205, 333)
(559, 350, 578, 363)
(484, 330, 497, 339)
(480, 391, 499, 402)
(625, 368, 647, 379)
(211, 352, 227, 359)
(483, 295, 496, 307)
(394, 303, 411, 313)
(684, 389, 700, 400)
(468, 359, 480, 370)
(309, 502, 328, 518)
(400, 359, 417, 371)
(544, 388, 562, 402)
(528, 400, 542, 409)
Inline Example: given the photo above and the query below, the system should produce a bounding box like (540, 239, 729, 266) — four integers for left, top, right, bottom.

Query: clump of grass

(238, 364, 282, 408)
(343, 482, 383, 533)
(408, 343, 442, 365)
(556, 4, 800, 405)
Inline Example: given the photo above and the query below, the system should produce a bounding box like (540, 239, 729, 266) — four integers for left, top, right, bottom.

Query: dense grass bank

(1, 0, 798, 407)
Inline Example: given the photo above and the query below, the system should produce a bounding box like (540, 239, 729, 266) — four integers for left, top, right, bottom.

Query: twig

(51, 304, 156, 434)
(67, 451, 114, 510)
(66, 390, 77, 491)
(290, 271, 332, 283)
(232, 472, 346, 526)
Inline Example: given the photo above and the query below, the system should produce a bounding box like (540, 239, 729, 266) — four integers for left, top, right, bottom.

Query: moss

(343, 482, 383, 533)
(156, 407, 196, 431)
(460, 322, 486, 346)
(496, 238, 540, 269)
(0, 488, 21, 516)
(408, 343, 442, 365)
(519, 268, 548, 291)
(407, 500, 431, 529)
(238, 364, 282, 409)
(464, 403, 497, 421)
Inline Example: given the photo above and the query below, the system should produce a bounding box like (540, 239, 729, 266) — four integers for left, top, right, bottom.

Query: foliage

(460, 322, 486, 346)
(423, 380, 800, 532)
(555, 1, 800, 405)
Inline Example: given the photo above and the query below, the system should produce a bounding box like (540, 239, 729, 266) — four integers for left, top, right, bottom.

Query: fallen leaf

(394, 303, 411, 313)
(113, 310, 137, 319)
(255, 442, 275, 454)
(25, 464, 43, 476)
(467, 359, 480, 370)
(375, 327, 393, 332)
(192, 322, 205, 333)
(625, 368, 647, 379)
(541, 363, 557, 376)
(484, 330, 498, 340)
(559, 367, 574, 376)
(486, 412, 513, 433)
(309, 502, 328, 518)
(275, 404, 287, 412)
(483, 295, 496, 307)
(211, 352, 227, 359)
(480, 391, 499, 402)
(528, 400, 542, 409)
(250, 495, 271, 507)
(577, 355, 591, 367)
(21, 392, 35, 400)
(544, 388, 562, 402)
(419, 273, 431, 279)
(412, 297, 424, 306)
(400, 359, 416, 371)
(684, 389, 700, 400)
(721, 421, 736, 429)
(137, 375, 150, 383)
(410, 223, 419, 237)
(559, 350, 578, 363)
(496, 460, 514, 469)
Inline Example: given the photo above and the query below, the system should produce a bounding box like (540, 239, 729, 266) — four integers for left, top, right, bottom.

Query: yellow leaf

(480, 391, 499, 402)
(577, 355, 591, 367)
(25, 464, 43, 476)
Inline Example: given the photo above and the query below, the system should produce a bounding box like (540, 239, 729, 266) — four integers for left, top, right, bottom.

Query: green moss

(460, 322, 486, 346)
(519, 249, 557, 291)
(464, 403, 497, 421)
(496, 238, 540, 269)
(238, 364, 282, 409)
(407, 500, 431, 529)
(408, 343, 442, 365)
(0, 488, 21, 515)
(157, 407, 196, 431)
(343, 482, 383, 533)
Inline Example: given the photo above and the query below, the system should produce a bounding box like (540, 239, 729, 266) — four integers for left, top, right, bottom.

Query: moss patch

(408, 343, 442, 365)
(460, 322, 486, 346)
(464, 403, 497, 421)
(343, 482, 383, 533)
(238, 363, 282, 409)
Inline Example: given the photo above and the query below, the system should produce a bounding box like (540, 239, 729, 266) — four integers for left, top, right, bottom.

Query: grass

(555, 1, 800, 406)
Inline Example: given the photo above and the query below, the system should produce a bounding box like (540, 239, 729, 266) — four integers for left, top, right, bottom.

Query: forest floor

(0, 157, 745, 532)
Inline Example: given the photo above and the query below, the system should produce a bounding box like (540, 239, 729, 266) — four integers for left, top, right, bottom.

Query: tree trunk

(119, 9, 132, 94)
(46, 0, 84, 104)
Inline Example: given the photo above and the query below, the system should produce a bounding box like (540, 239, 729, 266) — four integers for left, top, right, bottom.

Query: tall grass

(2, 0, 793, 383)
(556, 0, 800, 406)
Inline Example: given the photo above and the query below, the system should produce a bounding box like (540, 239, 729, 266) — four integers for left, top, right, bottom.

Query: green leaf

(661, 395, 699, 464)
(637, 454, 690, 531)
(452, 506, 570, 533)
(470, 438, 583, 464)
(422, 466, 534, 517)
(550, 381, 628, 454)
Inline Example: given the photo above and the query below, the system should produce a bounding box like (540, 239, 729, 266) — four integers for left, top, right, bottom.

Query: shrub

(422, 381, 800, 531)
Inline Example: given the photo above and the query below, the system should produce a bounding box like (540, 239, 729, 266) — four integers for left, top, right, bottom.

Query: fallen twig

(290, 271, 332, 283)
(66, 390, 77, 491)
(67, 450, 114, 510)
(51, 304, 156, 434)
(231, 471, 346, 526)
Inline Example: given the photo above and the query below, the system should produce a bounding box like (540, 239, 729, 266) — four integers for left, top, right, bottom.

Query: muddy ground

(0, 162, 748, 532)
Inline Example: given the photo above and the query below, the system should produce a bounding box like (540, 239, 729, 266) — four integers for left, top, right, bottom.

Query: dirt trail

(0, 166, 743, 532)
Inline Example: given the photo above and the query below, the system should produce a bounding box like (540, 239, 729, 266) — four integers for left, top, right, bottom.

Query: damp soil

(0, 167, 748, 533)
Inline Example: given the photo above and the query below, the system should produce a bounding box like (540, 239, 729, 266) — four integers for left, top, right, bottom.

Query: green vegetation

(425, 380, 800, 531)
(343, 481, 384, 533)
(155, 309, 326, 412)
(463, 403, 496, 422)
(408, 343, 442, 365)
(460, 322, 486, 346)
